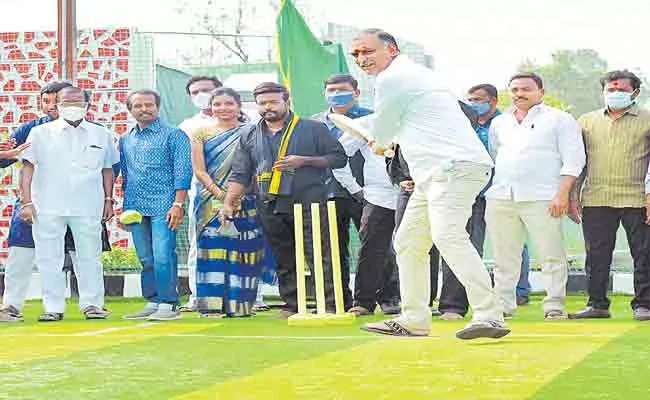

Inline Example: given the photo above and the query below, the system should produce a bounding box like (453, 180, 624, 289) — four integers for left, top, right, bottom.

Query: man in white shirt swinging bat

(352, 28, 509, 339)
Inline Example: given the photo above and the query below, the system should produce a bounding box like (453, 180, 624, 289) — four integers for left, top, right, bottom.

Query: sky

(4, 0, 650, 95)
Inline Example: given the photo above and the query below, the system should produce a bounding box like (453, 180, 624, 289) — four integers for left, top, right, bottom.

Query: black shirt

(229, 112, 347, 212)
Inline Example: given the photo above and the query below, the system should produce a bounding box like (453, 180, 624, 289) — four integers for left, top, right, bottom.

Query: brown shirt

(577, 105, 650, 208)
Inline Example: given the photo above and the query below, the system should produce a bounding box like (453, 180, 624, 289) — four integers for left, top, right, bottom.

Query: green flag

(276, 0, 349, 117)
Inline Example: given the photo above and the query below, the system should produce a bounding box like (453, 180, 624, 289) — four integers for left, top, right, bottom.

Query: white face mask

(191, 92, 213, 110)
(59, 105, 86, 122)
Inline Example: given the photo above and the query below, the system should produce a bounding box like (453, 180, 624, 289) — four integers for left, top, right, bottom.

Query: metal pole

(57, 0, 76, 81)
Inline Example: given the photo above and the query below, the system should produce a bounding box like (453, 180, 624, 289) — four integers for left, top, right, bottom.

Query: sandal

(361, 320, 428, 337)
(83, 306, 111, 320)
(38, 312, 64, 322)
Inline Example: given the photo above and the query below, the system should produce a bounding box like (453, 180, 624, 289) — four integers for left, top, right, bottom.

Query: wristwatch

(172, 202, 184, 209)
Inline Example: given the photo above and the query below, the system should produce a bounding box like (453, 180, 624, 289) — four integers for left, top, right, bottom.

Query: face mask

(604, 91, 635, 110)
(326, 92, 354, 107)
(59, 105, 86, 122)
(191, 92, 213, 110)
(467, 101, 491, 116)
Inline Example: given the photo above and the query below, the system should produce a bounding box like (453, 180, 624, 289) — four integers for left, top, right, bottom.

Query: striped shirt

(577, 105, 650, 208)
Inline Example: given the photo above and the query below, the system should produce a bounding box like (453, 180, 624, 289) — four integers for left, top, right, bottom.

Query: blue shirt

(3, 116, 52, 248)
(477, 109, 502, 197)
(119, 118, 192, 216)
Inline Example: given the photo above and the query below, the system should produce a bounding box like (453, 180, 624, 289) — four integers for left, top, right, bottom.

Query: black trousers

(354, 201, 400, 310)
(582, 206, 650, 310)
(334, 197, 362, 309)
(257, 200, 349, 312)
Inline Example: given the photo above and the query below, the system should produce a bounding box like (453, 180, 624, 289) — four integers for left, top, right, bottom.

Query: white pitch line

(0, 332, 622, 339)
(71, 322, 157, 336)
(0, 322, 158, 338)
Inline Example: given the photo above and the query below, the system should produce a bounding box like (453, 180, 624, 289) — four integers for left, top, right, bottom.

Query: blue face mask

(327, 92, 354, 107)
(604, 91, 635, 110)
(467, 101, 491, 116)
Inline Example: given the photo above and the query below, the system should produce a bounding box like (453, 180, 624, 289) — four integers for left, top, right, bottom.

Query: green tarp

(155, 64, 195, 126)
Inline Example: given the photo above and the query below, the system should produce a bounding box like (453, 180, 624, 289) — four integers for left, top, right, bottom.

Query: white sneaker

(123, 303, 158, 320)
(148, 303, 181, 321)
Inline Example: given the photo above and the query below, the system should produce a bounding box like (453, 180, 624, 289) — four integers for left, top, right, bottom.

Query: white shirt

(179, 112, 216, 195)
(338, 135, 398, 210)
(332, 163, 363, 196)
(360, 55, 493, 184)
(486, 103, 586, 201)
(22, 119, 119, 217)
(178, 112, 215, 137)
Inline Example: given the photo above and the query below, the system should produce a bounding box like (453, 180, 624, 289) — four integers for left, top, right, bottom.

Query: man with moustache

(222, 82, 348, 318)
(121, 89, 193, 321)
(487, 73, 585, 320)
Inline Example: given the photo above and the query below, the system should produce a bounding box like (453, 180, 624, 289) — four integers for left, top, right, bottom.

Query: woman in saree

(191, 87, 266, 318)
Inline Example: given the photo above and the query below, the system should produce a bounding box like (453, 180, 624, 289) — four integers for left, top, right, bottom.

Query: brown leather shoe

(347, 305, 374, 317)
(568, 307, 611, 319)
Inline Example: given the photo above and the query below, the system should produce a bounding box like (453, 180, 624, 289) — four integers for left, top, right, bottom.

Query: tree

(515, 49, 608, 116)
(174, 0, 281, 64)
(497, 90, 569, 113)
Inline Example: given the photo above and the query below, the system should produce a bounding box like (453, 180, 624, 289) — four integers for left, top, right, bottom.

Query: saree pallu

(196, 194, 264, 316)
(194, 125, 266, 316)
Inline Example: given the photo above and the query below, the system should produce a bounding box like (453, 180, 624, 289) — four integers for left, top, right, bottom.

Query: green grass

(0, 295, 647, 399)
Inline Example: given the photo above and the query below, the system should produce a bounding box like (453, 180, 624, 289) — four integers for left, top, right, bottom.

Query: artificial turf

(0, 295, 645, 399)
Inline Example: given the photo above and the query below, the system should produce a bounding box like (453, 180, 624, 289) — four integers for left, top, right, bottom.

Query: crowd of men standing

(1, 29, 649, 340)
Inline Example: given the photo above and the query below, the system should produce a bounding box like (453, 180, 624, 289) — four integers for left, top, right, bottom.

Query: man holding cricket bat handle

(351, 29, 510, 339)
(222, 82, 347, 319)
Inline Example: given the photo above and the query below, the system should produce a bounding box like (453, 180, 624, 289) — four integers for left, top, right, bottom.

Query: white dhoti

(486, 199, 568, 314)
(394, 162, 502, 331)
(2, 247, 36, 311)
(33, 215, 104, 313)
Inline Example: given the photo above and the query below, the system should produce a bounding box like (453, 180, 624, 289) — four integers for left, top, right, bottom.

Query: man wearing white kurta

(353, 29, 509, 339)
(20, 86, 118, 321)
(178, 75, 222, 312)
(486, 73, 585, 320)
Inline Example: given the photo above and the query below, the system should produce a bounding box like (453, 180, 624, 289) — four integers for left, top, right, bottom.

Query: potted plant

(101, 247, 141, 296)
